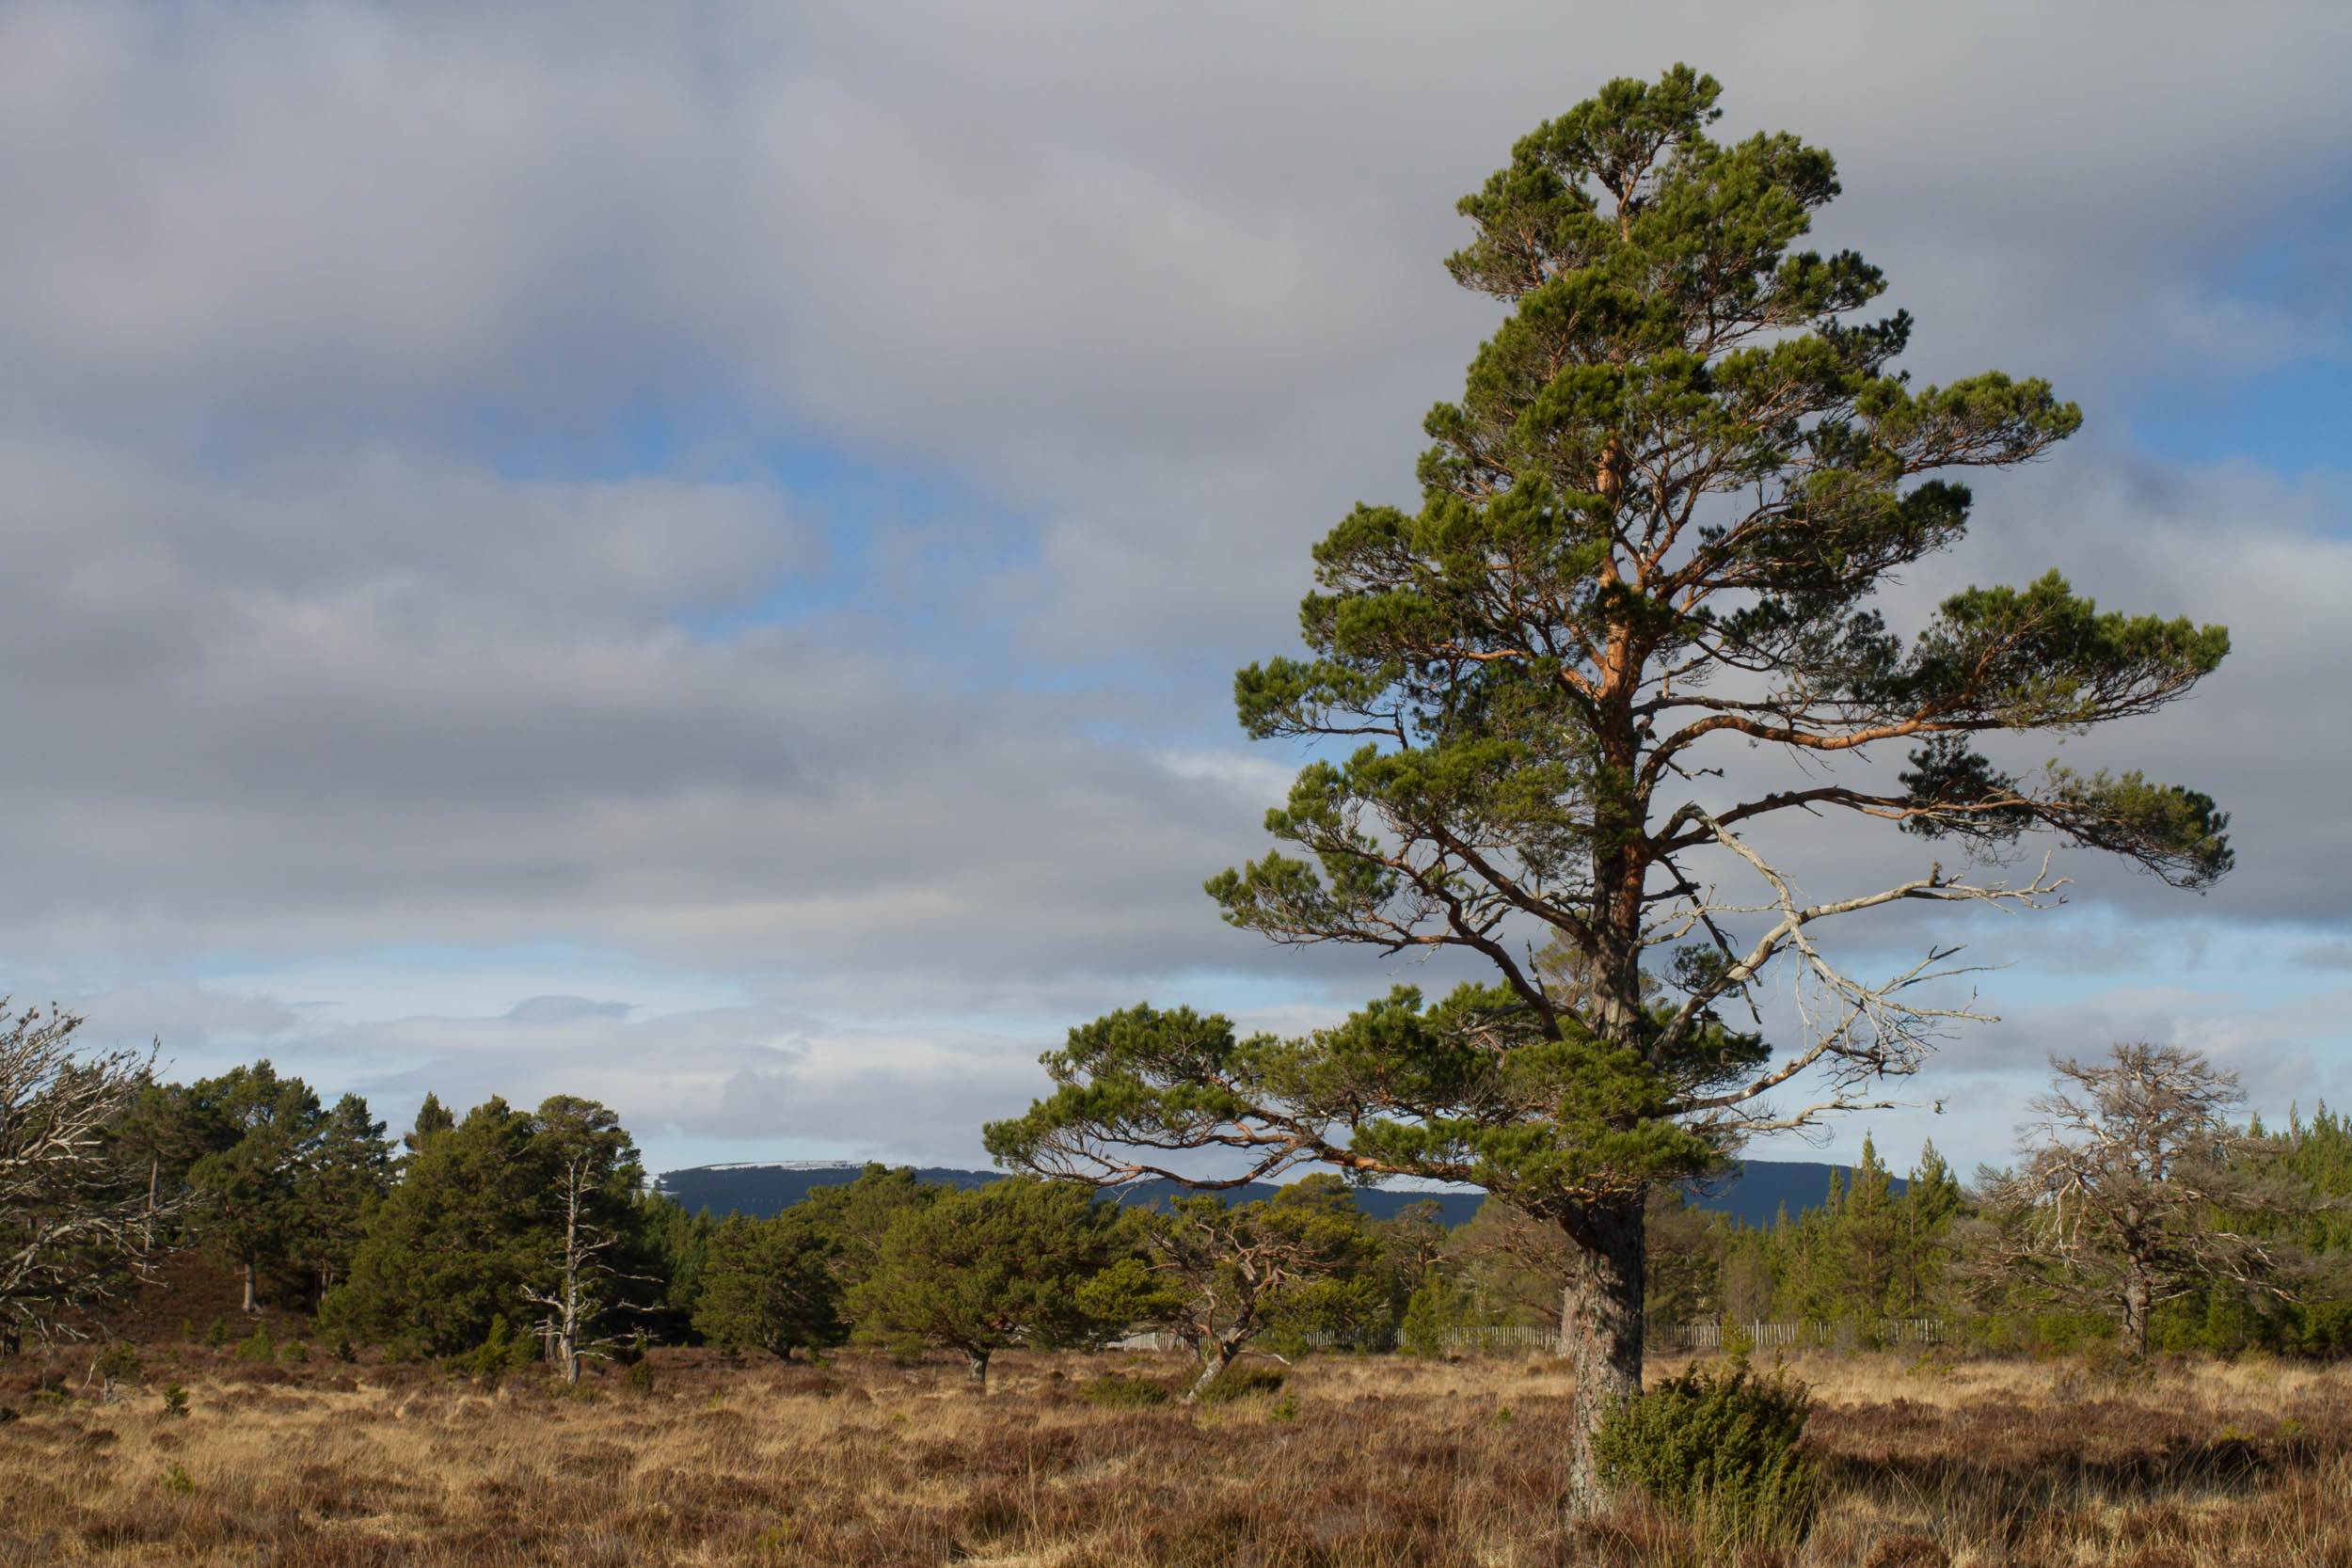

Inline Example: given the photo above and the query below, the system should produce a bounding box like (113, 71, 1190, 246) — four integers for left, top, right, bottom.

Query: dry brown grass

(1, 1342, 2346, 1566)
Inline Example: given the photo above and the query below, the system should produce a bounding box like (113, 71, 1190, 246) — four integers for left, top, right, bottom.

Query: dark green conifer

(692, 1210, 845, 1360)
(843, 1178, 1132, 1389)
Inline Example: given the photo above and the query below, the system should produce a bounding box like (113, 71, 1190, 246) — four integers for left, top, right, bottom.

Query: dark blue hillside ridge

(655, 1158, 1895, 1229)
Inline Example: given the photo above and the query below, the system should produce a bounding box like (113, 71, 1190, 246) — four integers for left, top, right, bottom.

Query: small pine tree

(466, 1315, 523, 1379)
(1841, 1137, 1899, 1317)
(1398, 1267, 1494, 1359)
(93, 1341, 143, 1392)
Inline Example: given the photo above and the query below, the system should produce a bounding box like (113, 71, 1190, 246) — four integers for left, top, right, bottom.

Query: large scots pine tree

(986, 66, 2228, 1496)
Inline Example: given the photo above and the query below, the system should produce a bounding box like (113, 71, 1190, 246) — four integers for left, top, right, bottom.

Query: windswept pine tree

(989, 65, 2230, 1497)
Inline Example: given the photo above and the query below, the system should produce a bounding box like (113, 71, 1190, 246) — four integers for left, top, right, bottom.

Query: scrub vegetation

(4, 1343, 2351, 1567)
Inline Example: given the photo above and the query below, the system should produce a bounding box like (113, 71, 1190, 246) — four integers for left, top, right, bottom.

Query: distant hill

(655, 1157, 1898, 1230)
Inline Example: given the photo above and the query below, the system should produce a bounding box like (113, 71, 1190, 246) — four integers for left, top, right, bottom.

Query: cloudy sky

(5, 0, 2348, 1181)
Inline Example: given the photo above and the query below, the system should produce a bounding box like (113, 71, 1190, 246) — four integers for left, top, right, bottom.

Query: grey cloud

(272, 1001, 1049, 1168)
(0, 442, 1333, 985)
(42, 981, 301, 1061)
(504, 995, 632, 1024)
(7, 3, 2348, 647)
(0, 0, 2347, 1158)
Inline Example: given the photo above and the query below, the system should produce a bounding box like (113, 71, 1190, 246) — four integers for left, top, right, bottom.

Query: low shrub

(1076, 1372, 1170, 1408)
(234, 1328, 274, 1363)
(1595, 1360, 1816, 1549)
(1196, 1364, 1286, 1404)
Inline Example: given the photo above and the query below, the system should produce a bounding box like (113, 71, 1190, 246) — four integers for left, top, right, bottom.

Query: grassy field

(2, 1342, 2347, 1566)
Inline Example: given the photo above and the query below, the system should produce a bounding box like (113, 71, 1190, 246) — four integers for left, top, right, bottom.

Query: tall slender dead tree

(518, 1096, 647, 1384)
(522, 1150, 630, 1384)
(986, 65, 2230, 1500)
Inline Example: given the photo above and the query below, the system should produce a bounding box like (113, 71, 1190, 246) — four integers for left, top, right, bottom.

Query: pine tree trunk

(2121, 1275, 2152, 1358)
(963, 1348, 990, 1390)
(242, 1259, 259, 1315)
(1184, 1336, 1243, 1403)
(1558, 1195, 1645, 1510)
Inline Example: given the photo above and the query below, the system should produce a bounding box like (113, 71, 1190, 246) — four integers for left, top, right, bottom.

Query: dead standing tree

(0, 1003, 174, 1352)
(519, 1096, 648, 1385)
(1968, 1042, 2298, 1355)
(987, 66, 2232, 1502)
(520, 1150, 638, 1384)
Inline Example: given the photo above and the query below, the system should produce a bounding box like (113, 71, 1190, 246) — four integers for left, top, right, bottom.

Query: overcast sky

(4, 0, 2348, 1182)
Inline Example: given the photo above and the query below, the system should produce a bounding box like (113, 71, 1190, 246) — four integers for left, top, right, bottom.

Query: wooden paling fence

(1116, 1319, 1948, 1358)
(1647, 1318, 1947, 1354)
(1437, 1319, 1948, 1356)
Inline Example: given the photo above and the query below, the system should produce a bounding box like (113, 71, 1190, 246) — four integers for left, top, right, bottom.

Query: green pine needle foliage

(1076, 1372, 1172, 1408)
(1595, 1361, 1817, 1548)
(1195, 1365, 1287, 1405)
(93, 1341, 143, 1386)
(464, 1314, 538, 1379)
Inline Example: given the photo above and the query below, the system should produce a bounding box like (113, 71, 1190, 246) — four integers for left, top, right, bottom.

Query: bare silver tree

(0, 1002, 172, 1351)
(519, 1149, 643, 1385)
(1967, 1041, 2298, 1355)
